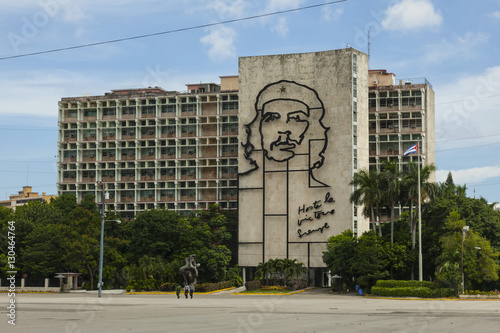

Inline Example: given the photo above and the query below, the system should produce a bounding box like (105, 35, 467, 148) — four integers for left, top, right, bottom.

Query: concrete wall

(238, 49, 369, 269)
(221, 76, 239, 91)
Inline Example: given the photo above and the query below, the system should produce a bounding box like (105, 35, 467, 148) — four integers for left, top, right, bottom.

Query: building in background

(367, 69, 435, 220)
(238, 48, 370, 286)
(56, 50, 435, 284)
(0, 186, 57, 210)
(368, 70, 435, 174)
(57, 77, 239, 219)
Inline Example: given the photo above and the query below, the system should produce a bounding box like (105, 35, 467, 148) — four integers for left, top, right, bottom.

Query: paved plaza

(2, 288, 500, 332)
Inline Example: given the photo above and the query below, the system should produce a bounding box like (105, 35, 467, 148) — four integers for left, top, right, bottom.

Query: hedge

(287, 279, 308, 291)
(195, 280, 233, 292)
(245, 280, 262, 291)
(375, 280, 435, 289)
(465, 290, 500, 296)
(371, 286, 454, 298)
(160, 280, 233, 292)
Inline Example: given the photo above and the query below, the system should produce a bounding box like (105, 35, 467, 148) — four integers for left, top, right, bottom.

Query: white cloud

(0, 67, 207, 118)
(424, 32, 489, 64)
(436, 167, 500, 185)
(200, 26, 237, 61)
(271, 17, 289, 37)
(264, 0, 303, 37)
(59, 3, 87, 22)
(205, 0, 247, 19)
(382, 0, 442, 31)
(435, 66, 500, 147)
(322, 7, 344, 22)
(487, 11, 500, 19)
(265, 0, 303, 12)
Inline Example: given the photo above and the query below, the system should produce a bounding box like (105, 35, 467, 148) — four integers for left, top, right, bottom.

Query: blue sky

(0, 0, 499, 203)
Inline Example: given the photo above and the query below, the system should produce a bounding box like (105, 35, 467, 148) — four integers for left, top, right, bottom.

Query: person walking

(175, 284, 182, 299)
(184, 284, 189, 299)
(189, 284, 195, 299)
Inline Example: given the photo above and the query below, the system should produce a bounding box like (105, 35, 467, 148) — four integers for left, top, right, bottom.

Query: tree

(381, 161, 401, 245)
(20, 223, 67, 280)
(350, 169, 383, 236)
(323, 230, 357, 287)
(351, 231, 389, 290)
(400, 161, 436, 249)
(435, 211, 499, 294)
(196, 245, 232, 283)
(127, 209, 189, 261)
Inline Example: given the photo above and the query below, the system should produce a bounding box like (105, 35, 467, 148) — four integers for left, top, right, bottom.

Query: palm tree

(283, 259, 307, 283)
(381, 161, 401, 245)
(256, 261, 270, 285)
(401, 161, 437, 249)
(350, 169, 383, 236)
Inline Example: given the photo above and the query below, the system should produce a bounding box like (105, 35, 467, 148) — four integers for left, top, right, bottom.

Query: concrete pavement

(2, 288, 500, 332)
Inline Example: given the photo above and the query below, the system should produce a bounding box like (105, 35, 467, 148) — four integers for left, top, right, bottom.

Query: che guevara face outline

(259, 99, 310, 162)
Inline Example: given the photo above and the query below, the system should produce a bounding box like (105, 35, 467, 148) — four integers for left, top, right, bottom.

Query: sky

(0, 0, 499, 203)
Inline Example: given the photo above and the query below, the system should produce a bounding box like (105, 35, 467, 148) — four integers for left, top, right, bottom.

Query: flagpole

(418, 144, 423, 281)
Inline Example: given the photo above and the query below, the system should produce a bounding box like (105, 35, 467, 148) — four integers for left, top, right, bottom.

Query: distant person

(175, 284, 182, 299)
(189, 284, 195, 299)
(184, 284, 189, 299)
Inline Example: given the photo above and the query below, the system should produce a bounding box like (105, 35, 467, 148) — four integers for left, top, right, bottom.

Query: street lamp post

(461, 225, 469, 295)
(98, 183, 120, 298)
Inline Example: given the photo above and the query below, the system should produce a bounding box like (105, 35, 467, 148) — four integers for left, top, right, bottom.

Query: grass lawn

(239, 286, 301, 294)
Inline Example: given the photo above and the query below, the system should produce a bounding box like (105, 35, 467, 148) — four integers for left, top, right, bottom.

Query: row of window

(61, 116, 238, 130)
(63, 95, 238, 108)
(59, 179, 237, 191)
(67, 101, 239, 118)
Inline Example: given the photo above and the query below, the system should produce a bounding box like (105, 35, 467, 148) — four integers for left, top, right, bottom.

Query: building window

(122, 106, 135, 115)
(222, 101, 238, 110)
(162, 104, 176, 113)
(103, 107, 116, 116)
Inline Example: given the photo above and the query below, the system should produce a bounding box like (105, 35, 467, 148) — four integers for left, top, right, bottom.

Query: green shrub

(375, 280, 435, 289)
(159, 282, 178, 292)
(195, 280, 233, 292)
(245, 280, 262, 291)
(464, 290, 499, 295)
(233, 275, 243, 287)
(372, 286, 454, 298)
(287, 279, 308, 291)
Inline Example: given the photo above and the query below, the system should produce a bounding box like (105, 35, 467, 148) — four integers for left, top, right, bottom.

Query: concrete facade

(57, 81, 238, 219)
(368, 71, 435, 180)
(238, 49, 369, 273)
(0, 186, 57, 211)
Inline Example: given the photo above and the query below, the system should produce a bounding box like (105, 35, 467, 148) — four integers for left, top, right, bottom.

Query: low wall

(459, 294, 500, 299)
(0, 286, 60, 293)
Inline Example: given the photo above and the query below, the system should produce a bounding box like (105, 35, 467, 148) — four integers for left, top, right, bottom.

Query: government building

(57, 48, 434, 285)
(57, 78, 239, 219)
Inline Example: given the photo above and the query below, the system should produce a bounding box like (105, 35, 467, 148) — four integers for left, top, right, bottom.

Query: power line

(434, 94, 500, 106)
(436, 141, 500, 153)
(0, 170, 56, 174)
(0, 0, 348, 61)
(0, 128, 56, 132)
(0, 160, 56, 164)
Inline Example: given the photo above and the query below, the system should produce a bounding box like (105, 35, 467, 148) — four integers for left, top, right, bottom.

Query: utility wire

(0, 0, 348, 61)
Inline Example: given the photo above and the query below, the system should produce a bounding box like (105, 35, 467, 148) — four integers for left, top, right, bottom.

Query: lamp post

(98, 183, 121, 298)
(461, 225, 469, 295)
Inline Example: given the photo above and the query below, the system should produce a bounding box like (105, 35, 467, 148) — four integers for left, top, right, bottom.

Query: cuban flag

(404, 143, 418, 157)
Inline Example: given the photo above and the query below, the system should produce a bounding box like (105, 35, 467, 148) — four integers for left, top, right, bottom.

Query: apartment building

(57, 77, 239, 219)
(368, 70, 435, 177)
(0, 186, 57, 210)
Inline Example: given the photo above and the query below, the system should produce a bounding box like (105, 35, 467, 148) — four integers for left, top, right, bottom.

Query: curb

(233, 287, 315, 296)
(126, 287, 237, 295)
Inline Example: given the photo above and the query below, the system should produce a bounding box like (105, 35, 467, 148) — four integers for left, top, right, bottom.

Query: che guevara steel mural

(239, 80, 336, 252)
